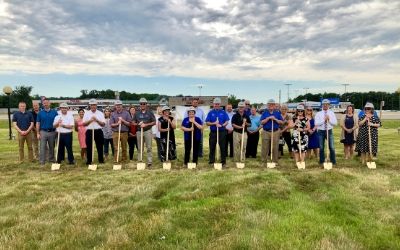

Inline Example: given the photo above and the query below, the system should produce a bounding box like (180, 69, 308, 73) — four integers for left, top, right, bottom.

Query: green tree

(11, 85, 33, 109)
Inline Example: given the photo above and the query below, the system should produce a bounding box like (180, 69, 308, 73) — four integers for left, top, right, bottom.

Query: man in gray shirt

(110, 100, 132, 162)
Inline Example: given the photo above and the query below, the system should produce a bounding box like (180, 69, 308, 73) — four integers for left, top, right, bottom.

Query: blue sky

(1, 0, 399, 102)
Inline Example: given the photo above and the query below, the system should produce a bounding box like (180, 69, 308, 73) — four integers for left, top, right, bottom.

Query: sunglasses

(140, 103, 147, 105)
(365, 108, 372, 110)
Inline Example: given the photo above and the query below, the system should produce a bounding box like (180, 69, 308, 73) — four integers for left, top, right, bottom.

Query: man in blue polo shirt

(13, 101, 34, 162)
(206, 97, 230, 167)
(260, 99, 284, 165)
(36, 98, 58, 165)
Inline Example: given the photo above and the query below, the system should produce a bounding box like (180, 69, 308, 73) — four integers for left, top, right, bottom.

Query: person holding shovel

(53, 103, 75, 165)
(133, 98, 156, 168)
(288, 105, 310, 165)
(260, 99, 284, 165)
(158, 106, 177, 162)
(181, 107, 203, 167)
(83, 99, 106, 165)
(206, 97, 230, 167)
(315, 99, 338, 166)
(110, 100, 131, 163)
(231, 102, 251, 163)
(355, 103, 381, 165)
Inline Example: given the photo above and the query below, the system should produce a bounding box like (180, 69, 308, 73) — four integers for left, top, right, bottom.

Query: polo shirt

(248, 114, 261, 132)
(134, 110, 156, 132)
(182, 117, 203, 141)
(231, 112, 251, 133)
(37, 108, 58, 131)
(260, 110, 283, 131)
(205, 109, 230, 132)
(53, 113, 74, 133)
(12, 111, 34, 131)
(83, 109, 106, 130)
(110, 110, 132, 132)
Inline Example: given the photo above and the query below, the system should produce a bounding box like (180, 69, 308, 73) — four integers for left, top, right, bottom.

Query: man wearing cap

(206, 97, 230, 167)
(184, 98, 205, 157)
(246, 106, 262, 158)
(133, 98, 156, 167)
(231, 102, 251, 162)
(13, 101, 34, 162)
(110, 100, 131, 162)
(181, 106, 203, 166)
(260, 99, 284, 164)
(83, 99, 106, 165)
(315, 99, 338, 165)
(36, 98, 58, 165)
(53, 103, 75, 164)
(225, 103, 235, 158)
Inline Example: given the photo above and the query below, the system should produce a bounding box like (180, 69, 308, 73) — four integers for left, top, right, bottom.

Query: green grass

(0, 120, 399, 249)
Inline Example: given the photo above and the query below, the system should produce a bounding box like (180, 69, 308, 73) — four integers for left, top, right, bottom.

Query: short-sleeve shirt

(53, 113, 74, 133)
(110, 110, 132, 132)
(205, 109, 230, 132)
(12, 111, 34, 131)
(134, 110, 156, 132)
(158, 116, 175, 140)
(37, 109, 58, 131)
(248, 114, 261, 132)
(231, 112, 251, 133)
(260, 110, 283, 131)
(83, 109, 106, 130)
(182, 117, 203, 141)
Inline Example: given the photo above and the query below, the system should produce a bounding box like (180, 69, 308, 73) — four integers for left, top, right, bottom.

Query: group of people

(12, 96, 381, 168)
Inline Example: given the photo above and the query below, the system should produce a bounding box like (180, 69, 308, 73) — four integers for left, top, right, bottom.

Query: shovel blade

(163, 162, 171, 170)
(323, 162, 332, 170)
(214, 163, 222, 170)
(51, 163, 61, 171)
(267, 162, 276, 169)
(188, 163, 197, 169)
(236, 162, 245, 169)
(367, 162, 376, 169)
(113, 164, 122, 170)
(88, 164, 97, 171)
(137, 162, 146, 170)
(296, 162, 304, 169)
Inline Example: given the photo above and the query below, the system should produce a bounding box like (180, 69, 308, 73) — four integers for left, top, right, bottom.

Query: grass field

(0, 120, 399, 249)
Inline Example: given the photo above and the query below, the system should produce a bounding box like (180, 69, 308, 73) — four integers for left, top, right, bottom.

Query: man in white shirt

(184, 98, 205, 157)
(53, 103, 75, 165)
(225, 103, 235, 158)
(83, 99, 106, 165)
(315, 99, 338, 165)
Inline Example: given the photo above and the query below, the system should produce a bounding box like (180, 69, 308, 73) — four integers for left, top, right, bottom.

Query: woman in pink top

(75, 108, 87, 160)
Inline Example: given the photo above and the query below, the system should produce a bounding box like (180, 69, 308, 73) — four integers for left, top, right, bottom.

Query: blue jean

(318, 130, 336, 164)
(104, 138, 114, 156)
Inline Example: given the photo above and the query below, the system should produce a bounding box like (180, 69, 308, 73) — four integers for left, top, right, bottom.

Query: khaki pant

(261, 130, 280, 163)
(136, 129, 153, 164)
(31, 129, 39, 160)
(18, 131, 33, 162)
(233, 131, 247, 162)
(112, 131, 128, 162)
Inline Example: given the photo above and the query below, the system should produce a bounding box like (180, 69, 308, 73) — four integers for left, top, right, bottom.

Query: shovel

(163, 120, 172, 170)
(214, 118, 222, 170)
(188, 123, 197, 169)
(113, 123, 122, 170)
(51, 130, 61, 171)
(323, 128, 332, 170)
(367, 121, 376, 169)
(136, 126, 146, 170)
(88, 129, 97, 171)
(267, 120, 276, 168)
(236, 119, 246, 169)
(296, 130, 306, 169)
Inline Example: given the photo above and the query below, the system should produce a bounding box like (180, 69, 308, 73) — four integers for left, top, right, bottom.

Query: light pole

(284, 83, 292, 102)
(342, 83, 349, 101)
(3, 86, 13, 140)
(396, 87, 400, 111)
(196, 84, 204, 97)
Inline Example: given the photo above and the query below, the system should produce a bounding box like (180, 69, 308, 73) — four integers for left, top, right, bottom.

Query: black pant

(209, 130, 227, 164)
(128, 136, 138, 160)
(86, 129, 104, 164)
(225, 131, 234, 158)
(279, 131, 292, 155)
(246, 131, 259, 158)
(184, 138, 200, 164)
(57, 132, 74, 164)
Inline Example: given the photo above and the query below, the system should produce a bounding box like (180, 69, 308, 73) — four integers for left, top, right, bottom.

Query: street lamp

(284, 83, 292, 102)
(396, 87, 400, 111)
(3, 86, 13, 140)
(196, 84, 204, 97)
(342, 83, 349, 101)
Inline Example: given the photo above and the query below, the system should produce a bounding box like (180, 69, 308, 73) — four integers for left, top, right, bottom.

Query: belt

(41, 129, 55, 132)
(264, 129, 279, 132)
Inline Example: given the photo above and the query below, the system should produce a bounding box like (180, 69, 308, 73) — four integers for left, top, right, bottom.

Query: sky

(0, 0, 399, 102)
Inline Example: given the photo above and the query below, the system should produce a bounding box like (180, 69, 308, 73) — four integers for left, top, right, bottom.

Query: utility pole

(284, 83, 292, 102)
(342, 83, 349, 101)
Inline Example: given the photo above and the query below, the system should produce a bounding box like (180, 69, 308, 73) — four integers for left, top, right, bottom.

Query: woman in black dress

(355, 103, 381, 165)
(158, 106, 177, 162)
(288, 105, 310, 165)
(340, 105, 358, 159)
